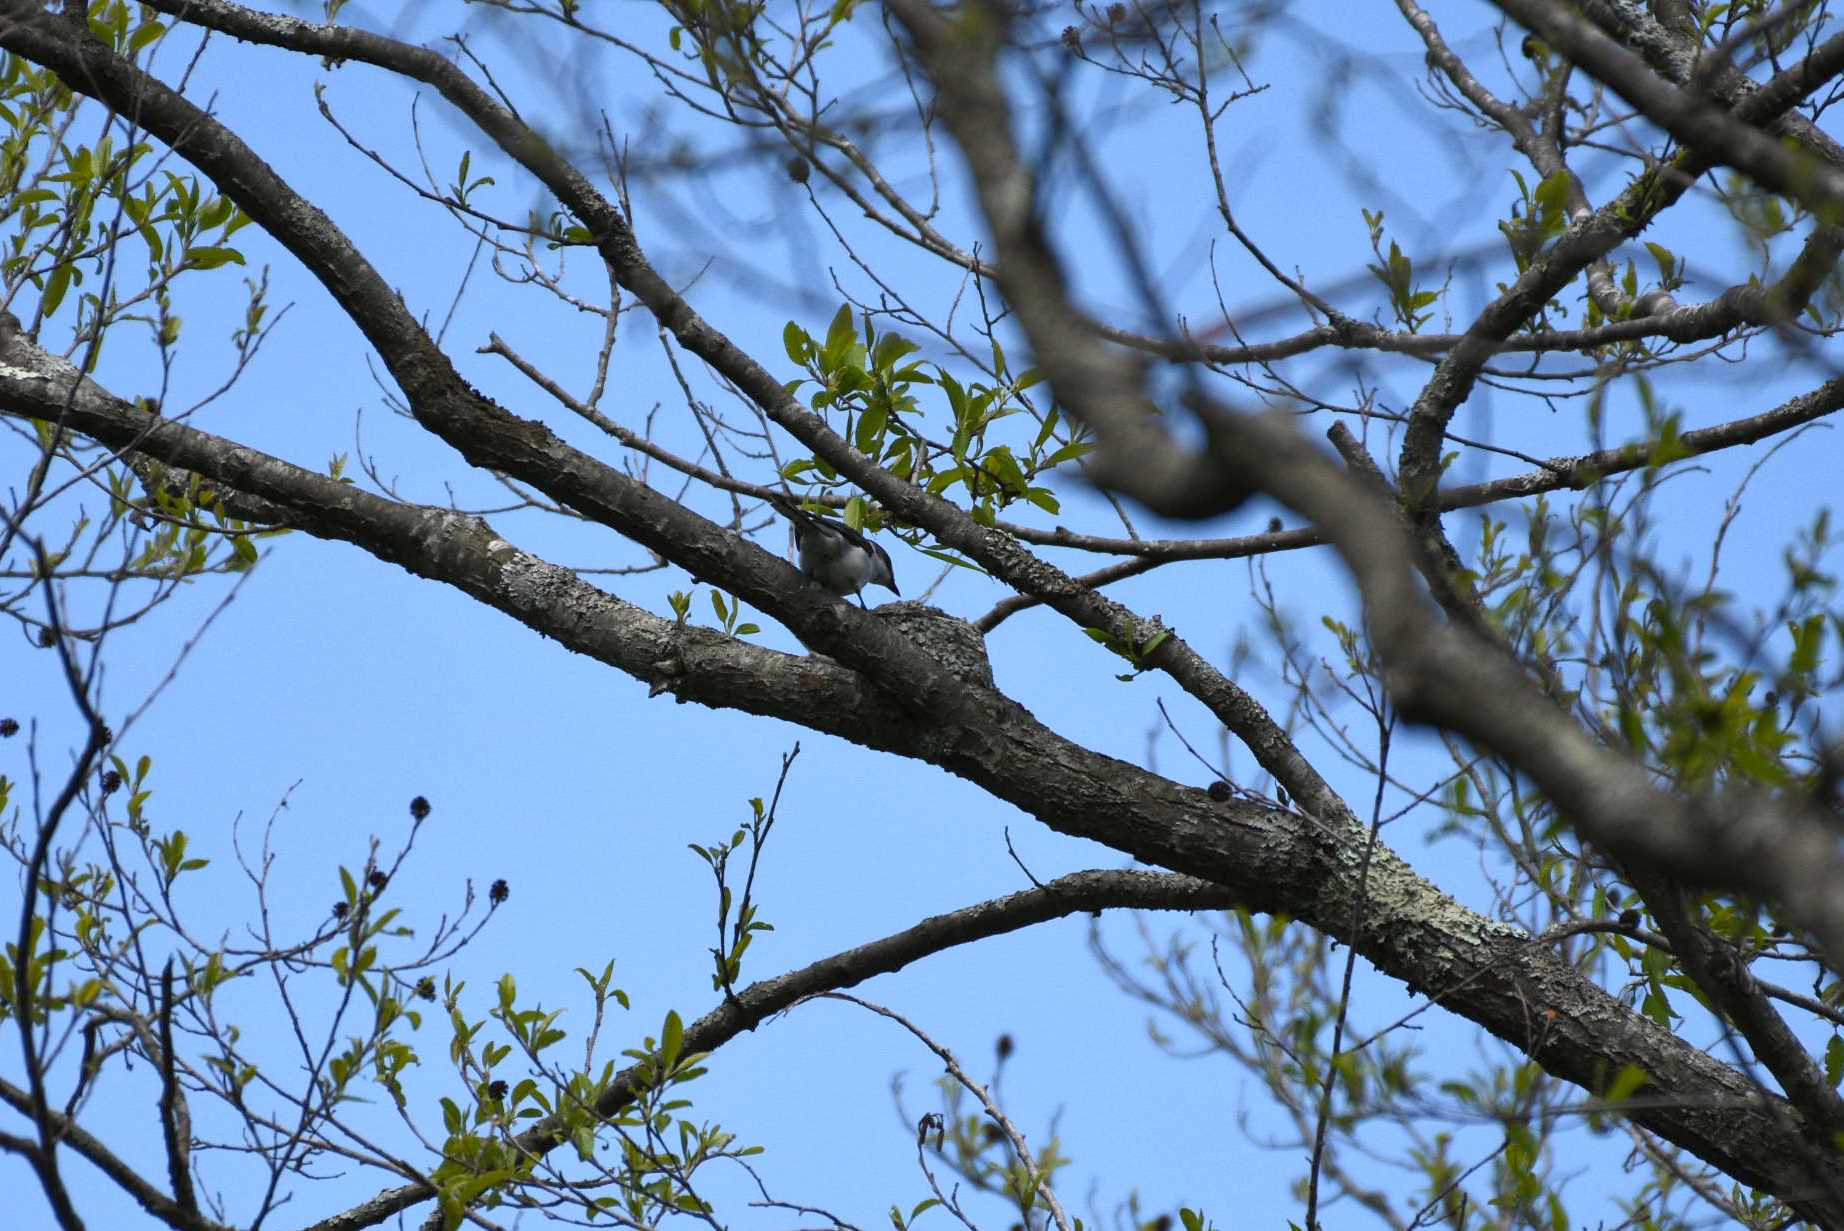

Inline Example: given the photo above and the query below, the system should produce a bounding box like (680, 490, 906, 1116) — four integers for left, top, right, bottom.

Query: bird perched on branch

(771, 495, 900, 606)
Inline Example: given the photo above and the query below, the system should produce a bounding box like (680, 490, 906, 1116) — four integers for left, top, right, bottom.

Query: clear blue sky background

(4, 2, 1839, 1228)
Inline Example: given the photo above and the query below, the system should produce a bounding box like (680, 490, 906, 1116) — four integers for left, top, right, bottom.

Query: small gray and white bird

(772, 496, 900, 605)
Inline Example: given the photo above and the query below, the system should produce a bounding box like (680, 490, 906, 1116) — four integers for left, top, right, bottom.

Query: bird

(771, 495, 900, 606)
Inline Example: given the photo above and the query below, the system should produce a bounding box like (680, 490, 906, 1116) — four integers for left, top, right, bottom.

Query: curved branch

(308, 869, 1236, 1231)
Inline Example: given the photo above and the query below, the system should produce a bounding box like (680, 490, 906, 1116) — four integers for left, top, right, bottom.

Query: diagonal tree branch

(3, 331, 1835, 1222)
(307, 869, 1240, 1231)
(85, 0, 1343, 827)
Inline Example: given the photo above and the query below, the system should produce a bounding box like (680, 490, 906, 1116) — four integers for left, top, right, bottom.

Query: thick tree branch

(2, 343, 1832, 1222)
(93, 0, 1349, 826)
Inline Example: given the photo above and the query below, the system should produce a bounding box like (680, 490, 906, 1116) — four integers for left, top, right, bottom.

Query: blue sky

(5, 1, 1842, 1228)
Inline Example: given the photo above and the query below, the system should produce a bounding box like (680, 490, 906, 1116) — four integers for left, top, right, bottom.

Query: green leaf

(1041, 440, 1094, 469)
(197, 196, 233, 230)
(42, 263, 73, 317)
(184, 246, 245, 270)
(1640, 985, 1674, 1027)
(938, 371, 968, 427)
(1022, 487, 1060, 514)
(661, 1009, 684, 1070)
(783, 321, 810, 365)
(129, 20, 167, 54)
(1032, 404, 1061, 450)
(872, 333, 918, 370)
(983, 445, 1026, 493)
(1603, 1064, 1649, 1103)
(926, 466, 965, 495)
(822, 304, 855, 370)
(1534, 170, 1572, 233)
(916, 547, 984, 574)
(1644, 241, 1677, 284)
(855, 401, 888, 453)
